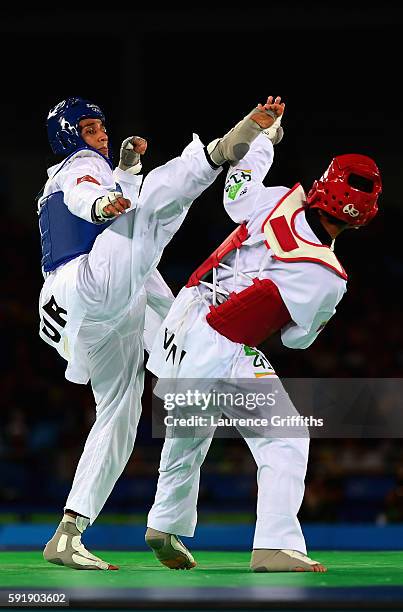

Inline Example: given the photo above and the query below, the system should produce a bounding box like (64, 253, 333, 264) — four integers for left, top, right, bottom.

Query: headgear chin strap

(306, 154, 382, 227)
(47, 97, 106, 157)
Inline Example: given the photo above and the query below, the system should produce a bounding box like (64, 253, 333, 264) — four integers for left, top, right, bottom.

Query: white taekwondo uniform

(146, 134, 347, 553)
(38, 136, 221, 523)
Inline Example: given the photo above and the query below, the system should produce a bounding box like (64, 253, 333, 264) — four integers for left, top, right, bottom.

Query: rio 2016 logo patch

(225, 169, 252, 201)
(243, 345, 276, 377)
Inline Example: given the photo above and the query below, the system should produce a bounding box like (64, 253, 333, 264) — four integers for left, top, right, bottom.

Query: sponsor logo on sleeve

(225, 169, 252, 201)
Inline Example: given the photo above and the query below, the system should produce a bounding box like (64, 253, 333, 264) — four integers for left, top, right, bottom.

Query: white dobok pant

(147, 342, 310, 553)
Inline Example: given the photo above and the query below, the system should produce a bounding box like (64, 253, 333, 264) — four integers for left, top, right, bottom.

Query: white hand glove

(92, 191, 124, 223)
(262, 115, 284, 145)
(118, 136, 143, 174)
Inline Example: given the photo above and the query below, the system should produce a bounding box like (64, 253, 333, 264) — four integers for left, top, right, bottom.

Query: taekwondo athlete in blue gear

(40, 96, 173, 570)
(40, 98, 116, 272)
(39, 94, 282, 571)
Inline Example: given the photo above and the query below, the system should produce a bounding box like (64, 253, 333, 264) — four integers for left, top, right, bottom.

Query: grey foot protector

(207, 107, 278, 166)
(145, 527, 196, 570)
(43, 515, 117, 570)
(251, 549, 322, 572)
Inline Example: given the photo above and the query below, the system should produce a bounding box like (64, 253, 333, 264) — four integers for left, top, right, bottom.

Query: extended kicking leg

(207, 95, 284, 166)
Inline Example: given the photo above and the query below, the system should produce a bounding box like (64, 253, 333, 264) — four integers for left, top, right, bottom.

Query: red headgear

(306, 154, 382, 227)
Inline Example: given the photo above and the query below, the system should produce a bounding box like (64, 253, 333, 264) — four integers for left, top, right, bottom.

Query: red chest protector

(186, 184, 347, 347)
(186, 224, 291, 346)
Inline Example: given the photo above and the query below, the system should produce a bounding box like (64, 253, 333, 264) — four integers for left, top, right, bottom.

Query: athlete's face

(79, 118, 108, 157)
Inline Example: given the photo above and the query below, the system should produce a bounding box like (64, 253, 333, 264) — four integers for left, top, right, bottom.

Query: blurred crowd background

(1, 7, 402, 526)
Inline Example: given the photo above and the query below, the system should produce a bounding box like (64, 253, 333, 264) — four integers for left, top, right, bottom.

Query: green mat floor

(0, 551, 402, 589)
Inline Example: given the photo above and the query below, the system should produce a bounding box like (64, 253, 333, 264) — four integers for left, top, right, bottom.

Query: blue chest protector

(39, 150, 121, 273)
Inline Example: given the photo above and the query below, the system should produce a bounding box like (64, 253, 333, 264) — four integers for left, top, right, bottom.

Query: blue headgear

(47, 97, 106, 156)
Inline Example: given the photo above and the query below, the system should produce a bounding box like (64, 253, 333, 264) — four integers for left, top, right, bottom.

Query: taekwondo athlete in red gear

(145, 96, 382, 573)
(39, 96, 283, 570)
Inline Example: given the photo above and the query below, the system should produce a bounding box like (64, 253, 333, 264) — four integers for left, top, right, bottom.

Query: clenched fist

(92, 191, 131, 223)
(118, 136, 148, 174)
